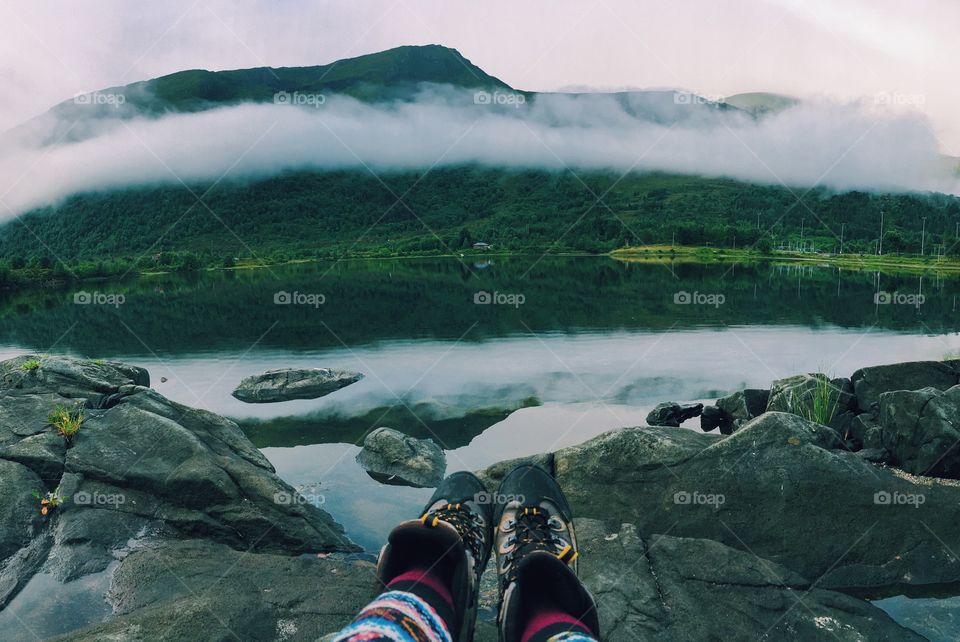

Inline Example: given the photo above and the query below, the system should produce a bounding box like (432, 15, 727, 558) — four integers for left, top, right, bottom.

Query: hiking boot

(377, 471, 493, 642)
(494, 464, 600, 642)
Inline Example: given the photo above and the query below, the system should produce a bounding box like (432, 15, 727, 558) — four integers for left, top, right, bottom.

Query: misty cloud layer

(0, 87, 956, 220)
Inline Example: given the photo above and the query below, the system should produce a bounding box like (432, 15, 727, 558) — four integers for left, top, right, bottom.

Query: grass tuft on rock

(49, 404, 84, 440)
(20, 358, 41, 371)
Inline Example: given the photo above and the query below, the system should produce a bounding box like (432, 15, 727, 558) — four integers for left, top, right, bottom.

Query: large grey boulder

(232, 368, 363, 403)
(878, 385, 960, 478)
(852, 359, 960, 414)
(575, 520, 924, 641)
(645, 401, 702, 427)
(480, 412, 960, 590)
(51, 540, 378, 642)
(356, 427, 446, 488)
(0, 355, 356, 617)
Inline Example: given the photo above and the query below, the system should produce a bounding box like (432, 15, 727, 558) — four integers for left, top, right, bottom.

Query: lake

(0, 255, 958, 639)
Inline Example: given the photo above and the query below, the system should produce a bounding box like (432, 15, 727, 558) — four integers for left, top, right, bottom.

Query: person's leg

(332, 472, 493, 642)
(494, 465, 600, 642)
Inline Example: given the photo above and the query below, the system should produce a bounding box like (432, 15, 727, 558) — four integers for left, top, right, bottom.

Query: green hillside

(1, 168, 958, 281)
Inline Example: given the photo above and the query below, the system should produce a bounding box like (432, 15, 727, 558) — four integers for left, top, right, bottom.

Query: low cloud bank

(0, 87, 956, 219)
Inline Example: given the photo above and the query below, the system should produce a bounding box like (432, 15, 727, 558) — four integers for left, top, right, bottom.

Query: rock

(483, 412, 960, 590)
(232, 368, 363, 403)
(54, 540, 378, 642)
(356, 427, 446, 488)
(645, 401, 703, 427)
(0, 354, 357, 616)
(0, 459, 48, 608)
(575, 520, 924, 641)
(713, 388, 769, 435)
(0, 355, 149, 405)
(878, 385, 960, 478)
(716, 388, 769, 421)
(863, 425, 885, 450)
(766, 373, 855, 427)
(699, 405, 724, 432)
(846, 412, 879, 448)
(852, 359, 960, 414)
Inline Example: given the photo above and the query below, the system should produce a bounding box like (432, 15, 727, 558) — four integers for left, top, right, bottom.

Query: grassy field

(610, 244, 960, 275)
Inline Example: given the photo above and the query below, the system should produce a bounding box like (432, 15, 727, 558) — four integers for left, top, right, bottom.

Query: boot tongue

(381, 519, 465, 584)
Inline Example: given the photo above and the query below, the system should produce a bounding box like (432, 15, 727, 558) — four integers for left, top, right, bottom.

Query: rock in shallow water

(356, 427, 446, 488)
(645, 401, 703, 427)
(231, 367, 363, 403)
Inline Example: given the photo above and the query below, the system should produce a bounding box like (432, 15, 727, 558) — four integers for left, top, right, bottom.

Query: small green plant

(786, 374, 840, 426)
(32, 486, 66, 516)
(20, 358, 41, 371)
(49, 404, 84, 440)
(808, 375, 840, 426)
(88, 358, 106, 365)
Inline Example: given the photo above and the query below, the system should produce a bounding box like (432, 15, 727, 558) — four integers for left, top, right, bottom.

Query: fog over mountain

(0, 85, 955, 220)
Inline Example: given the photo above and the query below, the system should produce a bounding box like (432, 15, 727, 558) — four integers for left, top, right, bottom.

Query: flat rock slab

(575, 519, 924, 641)
(54, 540, 379, 642)
(232, 368, 363, 403)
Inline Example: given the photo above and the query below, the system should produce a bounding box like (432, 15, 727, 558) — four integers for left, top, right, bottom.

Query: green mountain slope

(1, 168, 958, 276)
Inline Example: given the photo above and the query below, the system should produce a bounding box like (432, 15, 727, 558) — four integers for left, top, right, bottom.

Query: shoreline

(4, 246, 960, 294)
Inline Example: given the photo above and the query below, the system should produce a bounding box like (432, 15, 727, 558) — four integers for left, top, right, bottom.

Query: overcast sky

(1, 0, 957, 151)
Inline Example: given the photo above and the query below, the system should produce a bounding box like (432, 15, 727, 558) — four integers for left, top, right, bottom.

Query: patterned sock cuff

(330, 589, 454, 642)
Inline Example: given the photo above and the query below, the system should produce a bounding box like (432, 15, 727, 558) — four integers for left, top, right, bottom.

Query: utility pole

(757, 212, 761, 229)
(878, 209, 884, 256)
(800, 218, 804, 253)
(840, 223, 845, 254)
(921, 217, 927, 255)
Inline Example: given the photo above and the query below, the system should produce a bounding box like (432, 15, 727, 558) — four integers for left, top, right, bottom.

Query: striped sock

(331, 567, 456, 642)
(520, 608, 598, 642)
